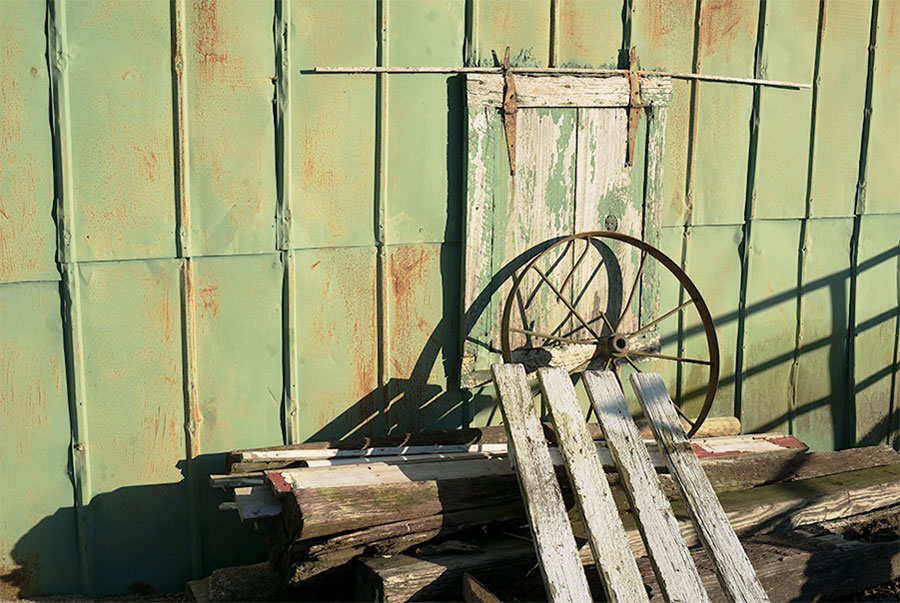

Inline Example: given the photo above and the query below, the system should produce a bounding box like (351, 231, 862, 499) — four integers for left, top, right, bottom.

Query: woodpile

(202, 417, 900, 601)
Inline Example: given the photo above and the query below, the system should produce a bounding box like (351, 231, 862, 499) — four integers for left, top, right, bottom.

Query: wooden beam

(584, 370, 708, 603)
(538, 368, 648, 602)
(492, 363, 592, 602)
(631, 373, 769, 603)
(462, 573, 501, 603)
(357, 467, 898, 603)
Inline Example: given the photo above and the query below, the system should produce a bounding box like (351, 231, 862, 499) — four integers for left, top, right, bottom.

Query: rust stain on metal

(626, 47, 643, 167)
(501, 47, 517, 175)
(698, 0, 756, 60)
(131, 143, 159, 183)
(198, 285, 219, 318)
(193, 0, 227, 69)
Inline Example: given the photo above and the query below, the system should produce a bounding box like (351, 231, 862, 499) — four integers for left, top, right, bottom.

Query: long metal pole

(311, 66, 811, 89)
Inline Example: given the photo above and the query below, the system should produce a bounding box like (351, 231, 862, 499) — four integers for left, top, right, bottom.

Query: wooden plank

(631, 372, 769, 603)
(233, 486, 281, 521)
(538, 368, 648, 603)
(462, 573, 501, 603)
(466, 74, 672, 108)
(642, 525, 900, 603)
(358, 467, 899, 602)
(584, 370, 709, 603)
(492, 363, 592, 602)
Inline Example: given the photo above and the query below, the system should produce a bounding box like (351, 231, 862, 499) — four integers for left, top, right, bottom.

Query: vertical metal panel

(808, 0, 871, 218)
(753, 0, 818, 220)
(740, 220, 801, 434)
(472, 0, 551, 66)
(291, 0, 377, 249)
(0, 282, 81, 597)
(852, 214, 899, 445)
(65, 0, 176, 262)
(794, 218, 853, 451)
(863, 0, 900, 215)
(632, 0, 697, 228)
(555, 0, 623, 68)
(387, 244, 463, 432)
(190, 254, 283, 571)
(293, 246, 381, 441)
(682, 225, 743, 418)
(184, 1, 277, 256)
(691, 0, 758, 226)
(386, 0, 465, 244)
(77, 259, 189, 594)
(0, 1, 57, 284)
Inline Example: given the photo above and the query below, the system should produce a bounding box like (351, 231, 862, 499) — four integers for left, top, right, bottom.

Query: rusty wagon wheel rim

(500, 231, 720, 438)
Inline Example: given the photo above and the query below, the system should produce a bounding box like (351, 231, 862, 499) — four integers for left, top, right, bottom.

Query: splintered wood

(584, 370, 709, 603)
(491, 364, 592, 602)
(537, 368, 647, 602)
(631, 372, 770, 603)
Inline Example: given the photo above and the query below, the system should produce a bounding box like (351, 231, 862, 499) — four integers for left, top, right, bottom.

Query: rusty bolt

(74, 442, 84, 451)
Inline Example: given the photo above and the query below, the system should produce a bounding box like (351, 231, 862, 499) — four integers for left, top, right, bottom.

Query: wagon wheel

(500, 231, 719, 437)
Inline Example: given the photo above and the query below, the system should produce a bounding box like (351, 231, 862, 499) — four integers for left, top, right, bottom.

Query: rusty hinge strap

(626, 47, 642, 168)
(502, 47, 517, 175)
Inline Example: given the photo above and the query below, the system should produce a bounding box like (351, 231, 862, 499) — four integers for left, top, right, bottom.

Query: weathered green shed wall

(1, 0, 897, 596)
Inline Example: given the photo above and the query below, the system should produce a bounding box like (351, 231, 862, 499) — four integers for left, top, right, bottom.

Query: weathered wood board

(538, 368, 647, 602)
(584, 370, 709, 603)
(631, 372, 769, 603)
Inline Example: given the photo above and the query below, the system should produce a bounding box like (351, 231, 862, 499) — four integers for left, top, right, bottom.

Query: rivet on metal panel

(73, 442, 84, 451)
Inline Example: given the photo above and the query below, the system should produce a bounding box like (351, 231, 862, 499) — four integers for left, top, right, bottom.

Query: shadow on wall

(5, 238, 896, 598)
(3, 454, 267, 599)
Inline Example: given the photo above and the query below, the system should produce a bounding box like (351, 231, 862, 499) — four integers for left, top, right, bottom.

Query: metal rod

(615, 250, 648, 332)
(311, 66, 811, 89)
(532, 264, 612, 338)
(628, 299, 694, 339)
(628, 350, 711, 365)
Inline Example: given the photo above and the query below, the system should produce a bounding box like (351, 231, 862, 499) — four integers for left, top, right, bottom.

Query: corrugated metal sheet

(0, 0, 897, 597)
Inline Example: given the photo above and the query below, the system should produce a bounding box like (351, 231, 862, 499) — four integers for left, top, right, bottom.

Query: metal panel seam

(275, 0, 299, 444)
(48, 0, 94, 593)
(792, 0, 827, 437)
(735, 0, 769, 426)
(170, 0, 203, 578)
(847, 0, 880, 445)
(465, 0, 479, 67)
(375, 0, 390, 434)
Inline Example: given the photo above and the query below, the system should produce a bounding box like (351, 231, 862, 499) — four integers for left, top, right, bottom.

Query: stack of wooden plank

(205, 412, 900, 601)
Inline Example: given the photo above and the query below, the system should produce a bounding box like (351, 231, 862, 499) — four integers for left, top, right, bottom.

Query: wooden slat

(462, 573, 501, 603)
(466, 74, 672, 108)
(492, 363, 592, 602)
(631, 373, 769, 603)
(538, 368, 648, 603)
(584, 370, 709, 603)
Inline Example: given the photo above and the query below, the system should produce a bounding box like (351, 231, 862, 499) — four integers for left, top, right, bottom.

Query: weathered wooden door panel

(462, 75, 671, 385)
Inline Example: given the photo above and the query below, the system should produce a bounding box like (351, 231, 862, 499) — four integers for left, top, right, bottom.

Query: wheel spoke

(614, 250, 648, 332)
(627, 299, 694, 340)
(673, 402, 694, 426)
(628, 350, 711, 366)
(508, 327, 596, 346)
(559, 238, 592, 291)
(531, 264, 610, 340)
(624, 355, 642, 372)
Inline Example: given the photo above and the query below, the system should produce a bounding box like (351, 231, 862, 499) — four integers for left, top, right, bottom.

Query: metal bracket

(501, 47, 517, 175)
(626, 47, 642, 168)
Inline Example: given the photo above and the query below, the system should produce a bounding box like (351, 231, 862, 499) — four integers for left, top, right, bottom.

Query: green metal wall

(0, 0, 897, 596)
